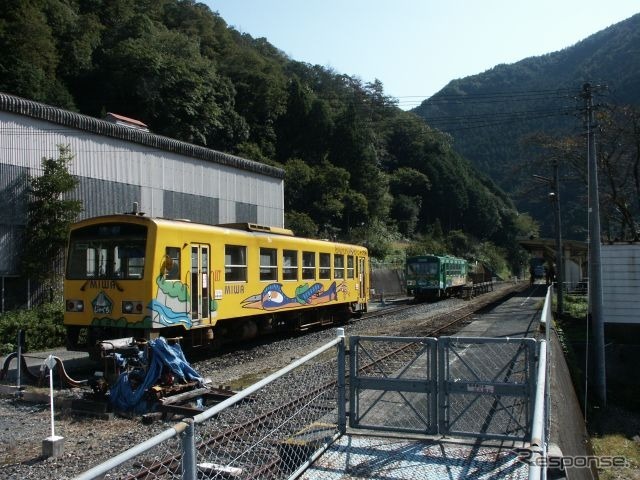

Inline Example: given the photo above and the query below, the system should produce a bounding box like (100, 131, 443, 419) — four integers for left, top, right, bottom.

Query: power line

(420, 107, 578, 133)
(391, 88, 576, 107)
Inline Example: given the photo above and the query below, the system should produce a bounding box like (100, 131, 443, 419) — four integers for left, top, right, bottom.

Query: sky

(204, 0, 640, 110)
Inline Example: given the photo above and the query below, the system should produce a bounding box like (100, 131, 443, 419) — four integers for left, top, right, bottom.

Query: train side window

(302, 251, 316, 280)
(283, 250, 298, 280)
(225, 245, 247, 282)
(347, 255, 355, 279)
(334, 254, 345, 279)
(319, 253, 331, 279)
(260, 248, 278, 281)
(164, 247, 180, 280)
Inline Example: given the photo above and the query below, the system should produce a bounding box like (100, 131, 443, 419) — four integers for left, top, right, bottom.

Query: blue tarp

(109, 337, 203, 413)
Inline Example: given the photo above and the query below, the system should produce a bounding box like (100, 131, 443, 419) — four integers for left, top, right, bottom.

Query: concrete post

(336, 328, 347, 434)
(583, 82, 606, 407)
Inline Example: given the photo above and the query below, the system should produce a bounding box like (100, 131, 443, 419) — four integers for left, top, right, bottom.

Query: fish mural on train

(242, 282, 348, 311)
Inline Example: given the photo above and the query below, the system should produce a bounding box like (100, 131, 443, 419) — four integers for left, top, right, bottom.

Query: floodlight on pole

(532, 168, 564, 316)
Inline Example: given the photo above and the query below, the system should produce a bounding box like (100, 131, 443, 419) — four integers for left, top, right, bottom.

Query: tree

(350, 219, 398, 260)
(0, 0, 526, 256)
(284, 211, 317, 237)
(525, 106, 640, 242)
(391, 194, 421, 237)
(22, 145, 83, 286)
(597, 106, 640, 240)
(91, 27, 244, 149)
(329, 103, 391, 222)
(0, 1, 72, 107)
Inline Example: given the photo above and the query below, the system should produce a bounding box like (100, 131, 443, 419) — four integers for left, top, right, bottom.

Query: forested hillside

(413, 13, 640, 240)
(0, 0, 532, 268)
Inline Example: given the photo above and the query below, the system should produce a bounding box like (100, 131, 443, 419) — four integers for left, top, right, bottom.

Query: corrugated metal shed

(0, 91, 285, 278)
(0, 92, 283, 180)
(602, 243, 640, 325)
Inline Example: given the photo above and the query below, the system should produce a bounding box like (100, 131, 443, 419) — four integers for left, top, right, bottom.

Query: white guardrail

(529, 285, 553, 480)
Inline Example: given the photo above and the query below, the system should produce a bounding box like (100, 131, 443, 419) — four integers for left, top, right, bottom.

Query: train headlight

(66, 300, 84, 312)
(122, 301, 143, 314)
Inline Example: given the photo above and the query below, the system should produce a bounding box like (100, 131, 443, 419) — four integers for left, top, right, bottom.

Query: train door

(190, 244, 210, 325)
(358, 256, 368, 301)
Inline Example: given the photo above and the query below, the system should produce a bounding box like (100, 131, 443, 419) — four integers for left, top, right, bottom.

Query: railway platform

(0, 347, 91, 388)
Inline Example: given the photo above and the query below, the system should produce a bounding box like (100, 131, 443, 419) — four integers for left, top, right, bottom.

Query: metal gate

(439, 336, 536, 441)
(349, 336, 537, 441)
(349, 336, 438, 434)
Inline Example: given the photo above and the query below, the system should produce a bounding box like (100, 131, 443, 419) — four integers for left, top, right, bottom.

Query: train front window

(408, 261, 438, 276)
(66, 223, 147, 280)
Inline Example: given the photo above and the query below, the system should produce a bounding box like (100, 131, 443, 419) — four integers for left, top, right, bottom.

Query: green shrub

(562, 294, 588, 320)
(0, 302, 66, 355)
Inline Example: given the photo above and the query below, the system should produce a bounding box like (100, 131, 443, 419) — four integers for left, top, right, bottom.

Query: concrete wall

(370, 268, 405, 299)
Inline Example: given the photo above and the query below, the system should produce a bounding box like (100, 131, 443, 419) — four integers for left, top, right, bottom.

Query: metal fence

(439, 336, 537, 441)
(75, 333, 346, 480)
(349, 336, 438, 435)
(75, 292, 554, 480)
(528, 286, 552, 480)
(348, 335, 537, 442)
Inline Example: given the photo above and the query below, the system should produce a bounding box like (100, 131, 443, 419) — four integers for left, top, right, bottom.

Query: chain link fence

(75, 334, 346, 480)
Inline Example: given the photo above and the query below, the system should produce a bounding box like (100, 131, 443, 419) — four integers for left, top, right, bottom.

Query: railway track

(362, 280, 527, 337)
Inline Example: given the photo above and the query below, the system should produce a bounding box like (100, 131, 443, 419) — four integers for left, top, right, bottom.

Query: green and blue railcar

(406, 254, 468, 300)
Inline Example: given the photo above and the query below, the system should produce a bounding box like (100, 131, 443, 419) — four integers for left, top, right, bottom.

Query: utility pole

(552, 159, 563, 316)
(582, 82, 606, 408)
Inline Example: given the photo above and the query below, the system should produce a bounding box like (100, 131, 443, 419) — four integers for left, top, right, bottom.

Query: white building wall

(602, 243, 640, 325)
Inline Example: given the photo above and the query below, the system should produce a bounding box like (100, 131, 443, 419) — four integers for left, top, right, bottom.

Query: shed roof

(0, 91, 284, 179)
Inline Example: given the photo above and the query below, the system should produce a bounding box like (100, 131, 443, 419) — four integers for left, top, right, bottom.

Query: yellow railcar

(64, 214, 369, 351)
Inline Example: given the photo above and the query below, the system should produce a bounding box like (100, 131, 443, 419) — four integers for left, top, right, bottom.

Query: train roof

(406, 254, 467, 262)
(70, 213, 368, 251)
